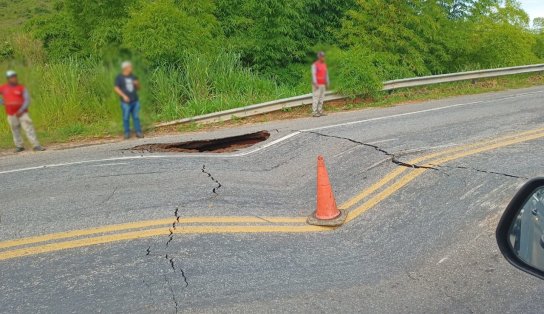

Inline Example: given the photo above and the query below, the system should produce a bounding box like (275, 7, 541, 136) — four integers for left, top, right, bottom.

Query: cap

(317, 51, 325, 58)
(6, 70, 17, 78)
(121, 61, 132, 70)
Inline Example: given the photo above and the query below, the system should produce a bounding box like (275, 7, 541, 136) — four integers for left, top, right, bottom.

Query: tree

(28, 1, 82, 60)
(439, 0, 477, 19)
(534, 18, 544, 33)
(493, 0, 530, 28)
(29, 0, 136, 59)
(216, 0, 310, 71)
(465, 16, 538, 67)
(301, 0, 356, 44)
(123, 0, 219, 65)
(338, 0, 451, 76)
(64, 0, 136, 50)
(26, 0, 541, 79)
(533, 18, 544, 59)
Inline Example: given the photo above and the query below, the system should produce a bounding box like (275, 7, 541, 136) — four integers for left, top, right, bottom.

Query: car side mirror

(497, 178, 544, 280)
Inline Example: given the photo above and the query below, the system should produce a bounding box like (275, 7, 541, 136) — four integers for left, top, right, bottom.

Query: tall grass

(0, 50, 305, 147)
(0, 59, 123, 146)
(148, 52, 304, 120)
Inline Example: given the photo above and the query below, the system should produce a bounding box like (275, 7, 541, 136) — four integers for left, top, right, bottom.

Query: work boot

(33, 146, 45, 152)
(15, 147, 25, 153)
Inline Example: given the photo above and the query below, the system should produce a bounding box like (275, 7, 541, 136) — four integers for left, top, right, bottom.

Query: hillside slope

(0, 0, 52, 34)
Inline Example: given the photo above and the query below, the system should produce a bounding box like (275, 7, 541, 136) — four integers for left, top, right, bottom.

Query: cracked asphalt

(2, 87, 544, 313)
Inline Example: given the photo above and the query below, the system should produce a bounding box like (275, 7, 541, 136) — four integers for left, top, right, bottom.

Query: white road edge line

(303, 90, 544, 132)
(0, 90, 542, 175)
(91, 162, 130, 167)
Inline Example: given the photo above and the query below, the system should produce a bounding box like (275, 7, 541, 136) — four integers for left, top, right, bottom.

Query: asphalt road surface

(2, 87, 544, 313)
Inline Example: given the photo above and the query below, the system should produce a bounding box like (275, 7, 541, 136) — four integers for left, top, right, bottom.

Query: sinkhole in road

(132, 131, 271, 153)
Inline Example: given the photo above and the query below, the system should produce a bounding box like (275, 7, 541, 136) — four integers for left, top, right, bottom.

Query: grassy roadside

(173, 72, 544, 133)
(0, 72, 543, 150)
(0, 0, 51, 33)
(0, 53, 304, 149)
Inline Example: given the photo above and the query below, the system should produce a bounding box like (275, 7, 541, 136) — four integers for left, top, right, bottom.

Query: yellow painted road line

(1, 128, 544, 261)
(345, 129, 544, 222)
(426, 132, 544, 166)
(346, 169, 427, 223)
(339, 127, 544, 210)
(339, 167, 406, 210)
(0, 216, 306, 250)
(0, 225, 329, 261)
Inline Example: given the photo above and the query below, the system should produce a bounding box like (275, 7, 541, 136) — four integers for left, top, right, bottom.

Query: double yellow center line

(1, 127, 544, 261)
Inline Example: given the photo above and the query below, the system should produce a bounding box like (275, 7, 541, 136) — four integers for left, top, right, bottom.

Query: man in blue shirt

(114, 61, 143, 139)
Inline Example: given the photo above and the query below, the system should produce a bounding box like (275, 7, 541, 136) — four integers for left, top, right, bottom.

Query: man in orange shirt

(0, 71, 44, 153)
(311, 51, 330, 117)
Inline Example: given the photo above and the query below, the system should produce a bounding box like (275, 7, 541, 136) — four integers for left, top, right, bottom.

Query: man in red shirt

(311, 51, 330, 117)
(0, 71, 44, 152)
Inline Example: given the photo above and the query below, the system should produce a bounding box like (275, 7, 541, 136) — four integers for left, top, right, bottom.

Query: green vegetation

(0, 0, 543, 148)
(0, 0, 51, 32)
(174, 73, 544, 134)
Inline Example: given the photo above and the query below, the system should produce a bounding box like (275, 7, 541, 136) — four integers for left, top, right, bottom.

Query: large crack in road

(202, 165, 223, 195)
(144, 206, 189, 313)
(430, 164, 529, 180)
(305, 130, 527, 179)
(304, 131, 439, 170)
(133, 129, 526, 313)
(144, 166, 224, 313)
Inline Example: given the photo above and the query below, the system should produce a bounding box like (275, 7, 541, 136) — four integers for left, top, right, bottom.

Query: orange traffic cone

(307, 156, 347, 227)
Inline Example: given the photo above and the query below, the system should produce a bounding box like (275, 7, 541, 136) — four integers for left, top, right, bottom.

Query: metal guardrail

(156, 64, 544, 127)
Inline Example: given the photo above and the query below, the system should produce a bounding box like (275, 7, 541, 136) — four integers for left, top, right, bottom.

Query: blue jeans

(121, 101, 142, 135)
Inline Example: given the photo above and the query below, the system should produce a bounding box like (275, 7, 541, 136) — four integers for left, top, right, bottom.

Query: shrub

(10, 33, 46, 65)
(123, 0, 218, 65)
(216, 0, 310, 71)
(466, 19, 539, 68)
(147, 51, 298, 120)
(327, 47, 382, 97)
(0, 41, 14, 62)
